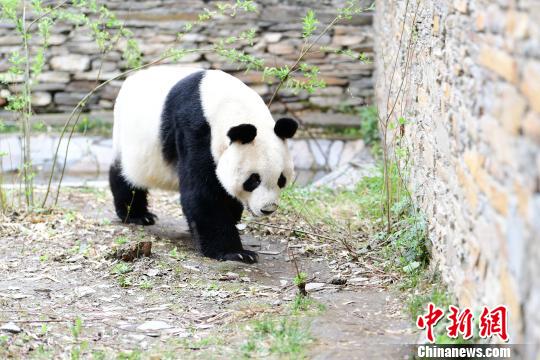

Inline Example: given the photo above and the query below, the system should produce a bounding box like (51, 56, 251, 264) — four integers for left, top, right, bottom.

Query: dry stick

(267, 14, 343, 108)
(385, 0, 411, 115)
(21, 2, 34, 207)
(251, 221, 341, 243)
(382, 1, 420, 226)
(380, 0, 419, 233)
(25, 0, 70, 33)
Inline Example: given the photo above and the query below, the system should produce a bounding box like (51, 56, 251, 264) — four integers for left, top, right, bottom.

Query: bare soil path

(0, 188, 416, 359)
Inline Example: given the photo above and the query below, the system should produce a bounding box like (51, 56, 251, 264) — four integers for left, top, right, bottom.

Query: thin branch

(26, 0, 70, 33)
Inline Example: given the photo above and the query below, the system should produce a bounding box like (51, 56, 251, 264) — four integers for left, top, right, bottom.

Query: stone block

(267, 42, 296, 55)
(50, 55, 91, 72)
(494, 84, 527, 135)
(522, 111, 540, 143)
(520, 61, 540, 113)
(453, 0, 468, 13)
(263, 33, 282, 43)
(288, 140, 313, 170)
(327, 140, 344, 169)
(308, 139, 332, 167)
(37, 71, 70, 83)
(478, 46, 518, 83)
(31, 92, 52, 107)
(309, 96, 343, 108)
(332, 35, 365, 47)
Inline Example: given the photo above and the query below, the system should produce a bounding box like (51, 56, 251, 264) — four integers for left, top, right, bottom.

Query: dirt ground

(0, 187, 417, 359)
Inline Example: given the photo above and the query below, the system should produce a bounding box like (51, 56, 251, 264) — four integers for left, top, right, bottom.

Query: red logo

(446, 305, 474, 340)
(416, 303, 444, 343)
(417, 304, 509, 343)
(479, 305, 509, 342)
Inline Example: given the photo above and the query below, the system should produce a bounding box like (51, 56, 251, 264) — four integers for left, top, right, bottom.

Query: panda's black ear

(274, 117, 298, 139)
(227, 124, 257, 144)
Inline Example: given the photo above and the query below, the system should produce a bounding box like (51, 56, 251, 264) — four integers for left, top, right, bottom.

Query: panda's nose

(261, 203, 278, 215)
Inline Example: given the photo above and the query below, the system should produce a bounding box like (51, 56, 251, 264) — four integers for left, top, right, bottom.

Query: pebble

(305, 282, 326, 292)
(137, 320, 172, 331)
(1, 322, 22, 333)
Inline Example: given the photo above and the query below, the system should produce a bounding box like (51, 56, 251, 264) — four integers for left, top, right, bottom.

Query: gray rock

(309, 96, 343, 108)
(263, 33, 282, 43)
(332, 35, 366, 46)
(73, 70, 121, 81)
(309, 139, 332, 168)
(268, 42, 296, 55)
(37, 72, 70, 83)
(31, 92, 52, 107)
(339, 140, 365, 166)
(328, 140, 344, 169)
(289, 140, 314, 170)
(1, 322, 22, 333)
(305, 282, 325, 292)
(137, 320, 172, 331)
(50, 55, 90, 72)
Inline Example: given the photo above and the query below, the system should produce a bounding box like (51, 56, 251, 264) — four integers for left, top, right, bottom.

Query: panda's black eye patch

(278, 173, 286, 188)
(243, 173, 261, 192)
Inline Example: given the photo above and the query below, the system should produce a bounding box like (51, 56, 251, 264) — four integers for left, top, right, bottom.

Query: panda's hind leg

(109, 160, 157, 226)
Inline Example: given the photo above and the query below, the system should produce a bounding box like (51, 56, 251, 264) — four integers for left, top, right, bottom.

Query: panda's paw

(123, 212, 157, 226)
(221, 249, 259, 264)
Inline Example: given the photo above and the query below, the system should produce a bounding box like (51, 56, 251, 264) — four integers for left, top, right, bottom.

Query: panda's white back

(113, 66, 199, 190)
(113, 65, 276, 191)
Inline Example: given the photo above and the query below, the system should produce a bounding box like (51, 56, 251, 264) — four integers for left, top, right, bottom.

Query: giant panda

(109, 66, 298, 264)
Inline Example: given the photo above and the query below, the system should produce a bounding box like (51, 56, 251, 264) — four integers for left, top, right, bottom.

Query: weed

(116, 350, 142, 360)
(139, 280, 153, 290)
(169, 247, 187, 261)
(359, 105, 380, 146)
(114, 236, 128, 245)
(111, 263, 132, 275)
(242, 317, 311, 358)
(290, 294, 326, 314)
(71, 317, 83, 339)
(117, 275, 132, 288)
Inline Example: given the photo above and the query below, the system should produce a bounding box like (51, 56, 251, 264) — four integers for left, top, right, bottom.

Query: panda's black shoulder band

(228, 124, 257, 144)
(274, 117, 298, 139)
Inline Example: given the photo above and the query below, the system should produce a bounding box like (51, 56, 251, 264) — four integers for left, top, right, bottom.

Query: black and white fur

(110, 66, 298, 263)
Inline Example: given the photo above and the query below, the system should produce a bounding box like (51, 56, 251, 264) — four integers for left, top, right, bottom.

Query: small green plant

(293, 271, 308, 296)
(114, 236, 128, 245)
(111, 263, 132, 275)
(359, 105, 380, 146)
(242, 317, 312, 358)
(290, 294, 326, 314)
(169, 247, 187, 261)
(71, 317, 83, 339)
(116, 350, 142, 360)
(139, 280, 153, 290)
(117, 275, 132, 288)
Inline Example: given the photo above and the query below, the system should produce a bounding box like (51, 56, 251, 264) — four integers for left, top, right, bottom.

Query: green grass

(290, 294, 326, 315)
(241, 317, 311, 358)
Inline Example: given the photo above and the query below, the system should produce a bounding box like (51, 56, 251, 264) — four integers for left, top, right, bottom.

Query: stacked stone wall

(0, 0, 374, 122)
(375, 0, 540, 351)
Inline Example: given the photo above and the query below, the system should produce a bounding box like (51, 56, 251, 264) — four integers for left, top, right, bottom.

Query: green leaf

(302, 9, 318, 38)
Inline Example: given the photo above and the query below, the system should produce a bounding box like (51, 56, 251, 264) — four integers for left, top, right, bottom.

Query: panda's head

(216, 118, 298, 217)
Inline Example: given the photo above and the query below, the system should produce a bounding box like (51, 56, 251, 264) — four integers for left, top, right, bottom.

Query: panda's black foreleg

(109, 160, 157, 226)
(180, 185, 258, 264)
